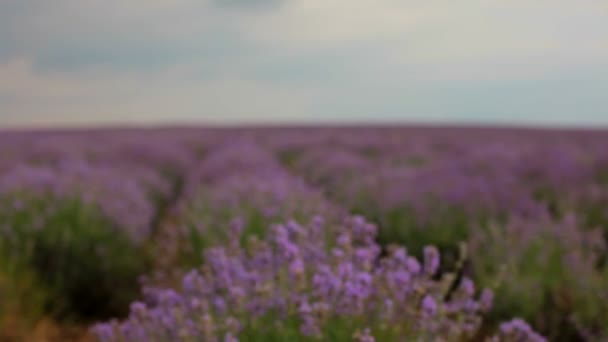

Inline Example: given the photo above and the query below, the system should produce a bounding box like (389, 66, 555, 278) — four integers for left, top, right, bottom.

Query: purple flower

(497, 318, 547, 342)
(460, 277, 475, 296)
(423, 246, 440, 276)
(421, 295, 438, 317)
(479, 288, 494, 312)
(406, 257, 422, 274)
(289, 258, 305, 275)
(224, 333, 239, 342)
(300, 315, 321, 337)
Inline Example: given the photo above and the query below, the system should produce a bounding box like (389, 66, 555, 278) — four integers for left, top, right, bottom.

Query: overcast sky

(1, 0, 607, 128)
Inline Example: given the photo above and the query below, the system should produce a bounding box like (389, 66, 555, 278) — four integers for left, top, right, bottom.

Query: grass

(0, 194, 150, 325)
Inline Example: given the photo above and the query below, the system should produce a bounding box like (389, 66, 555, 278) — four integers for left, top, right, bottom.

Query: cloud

(244, 0, 608, 80)
(0, 58, 314, 127)
(3, 0, 606, 79)
(0, 0, 607, 127)
(211, 0, 283, 10)
(311, 69, 608, 126)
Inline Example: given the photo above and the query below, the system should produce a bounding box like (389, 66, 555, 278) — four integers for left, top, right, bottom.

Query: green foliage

(179, 204, 274, 267)
(180, 202, 326, 268)
(595, 167, 608, 185)
(390, 155, 428, 167)
(277, 149, 303, 169)
(351, 200, 475, 272)
(532, 187, 562, 219)
(0, 194, 150, 323)
(237, 313, 408, 342)
(472, 224, 608, 341)
(0, 256, 48, 332)
(177, 185, 336, 268)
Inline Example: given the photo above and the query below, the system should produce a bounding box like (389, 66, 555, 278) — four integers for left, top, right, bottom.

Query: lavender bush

(0, 193, 150, 322)
(1, 127, 607, 341)
(160, 142, 342, 269)
(95, 217, 543, 341)
(469, 213, 608, 340)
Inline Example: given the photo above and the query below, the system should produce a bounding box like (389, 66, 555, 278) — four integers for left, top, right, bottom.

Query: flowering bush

(0, 194, 149, 322)
(93, 217, 543, 341)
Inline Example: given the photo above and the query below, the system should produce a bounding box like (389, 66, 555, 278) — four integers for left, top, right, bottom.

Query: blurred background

(1, 2, 608, 342)
(1, 0, 607, 129)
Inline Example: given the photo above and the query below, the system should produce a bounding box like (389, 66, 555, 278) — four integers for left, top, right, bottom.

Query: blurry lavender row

(264, 128, 608, 230)
(280, 135, 604, 219)
(0, 129, 221, 243)
(0, 160, 171, 243)
(468, 212, 608, 340)
(269, 129, 608, 339)
(157, 140, 344, 270)
(0, 129, 204, 175)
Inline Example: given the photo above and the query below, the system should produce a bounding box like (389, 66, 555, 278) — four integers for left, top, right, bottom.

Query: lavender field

(1, 126, 607, 341)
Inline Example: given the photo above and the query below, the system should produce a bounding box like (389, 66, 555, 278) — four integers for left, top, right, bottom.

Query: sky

(0, 0, 607, 128)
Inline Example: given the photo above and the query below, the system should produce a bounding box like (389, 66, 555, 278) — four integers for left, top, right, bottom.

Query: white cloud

(0, 0, 607, 127)
(241, 0, 608, 81)
(4, 0, 607, 80)
(0, 58, 313, 127)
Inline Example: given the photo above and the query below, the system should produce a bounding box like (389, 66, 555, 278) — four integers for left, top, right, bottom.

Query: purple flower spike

(421, 295, 438, 317)
(423, 246, 440, 276)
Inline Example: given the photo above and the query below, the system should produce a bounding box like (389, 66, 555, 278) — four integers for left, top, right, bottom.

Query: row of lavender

(268, 128, 608, 340)
(97, 137, 544, 341)
(1, 127, 607, 341)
